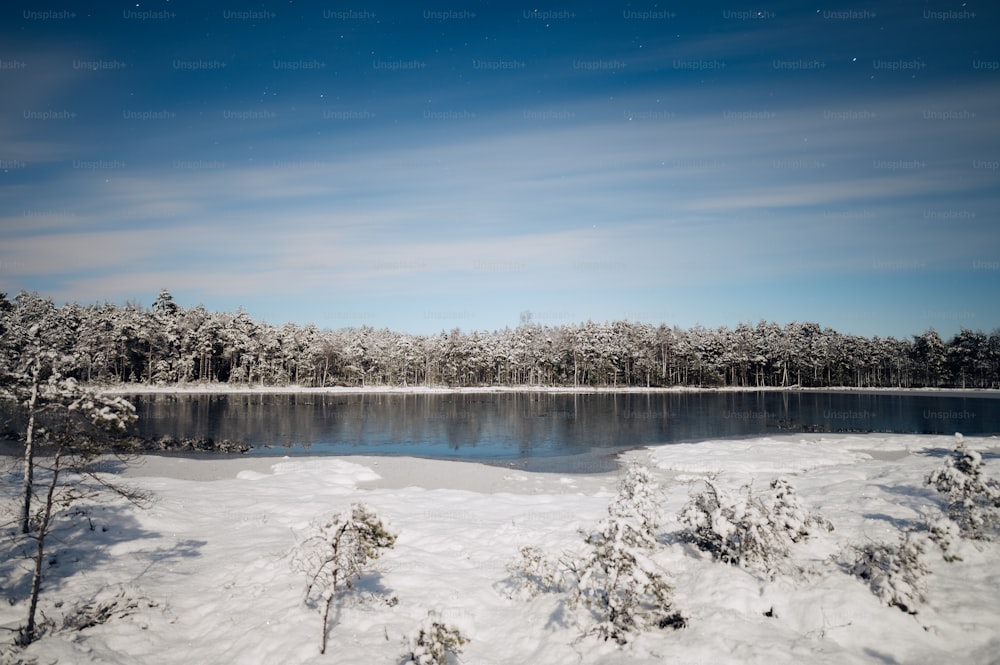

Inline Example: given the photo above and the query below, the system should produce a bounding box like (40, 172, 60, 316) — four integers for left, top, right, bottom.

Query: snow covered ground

(3, 433, 1000, 664)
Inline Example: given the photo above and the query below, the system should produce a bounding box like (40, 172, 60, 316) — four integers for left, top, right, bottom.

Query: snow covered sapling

(925, 433, 1000, 541)
(505, 465, 685, 644)
(769, 478, 834, 542)
(771, 478, 833, 543)
(568, 465, 685, 643)
(400, 611, 469, 665)
(292, 503, 397, 655)
(847, 532, 929, 614)
(9, 377, 142, 647)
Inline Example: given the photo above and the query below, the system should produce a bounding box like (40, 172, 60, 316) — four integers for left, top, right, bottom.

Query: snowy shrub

(400, 611, 469, 665)
(678, 476, 831, 577)
(925, 433, 1000, 541)
(8, 586, 156, 649)
(609, 464, 664, 532)
(291, 503, 397, 655)
(504, 545, 568, 599)
(569, 465, 685, 643)
(568, 504, 685, 644)
(678, 477, 788, 576)
(41, 586, 155, 635)
(769, 477, 834, 543)
(506, 465, 685, 645)
(924, 515, 963, 562)
(847, 532, 929, 614)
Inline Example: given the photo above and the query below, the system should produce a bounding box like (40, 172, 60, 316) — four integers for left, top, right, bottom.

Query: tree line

(1, 290, 998, 390)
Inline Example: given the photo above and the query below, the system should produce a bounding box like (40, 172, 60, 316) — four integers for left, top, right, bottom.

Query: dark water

(124, 391, 1000, 471)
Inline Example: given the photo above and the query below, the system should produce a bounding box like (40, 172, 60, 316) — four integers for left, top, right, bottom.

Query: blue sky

(1, 1, 998, 338)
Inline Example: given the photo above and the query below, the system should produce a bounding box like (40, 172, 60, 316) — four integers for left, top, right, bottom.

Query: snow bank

(647, 436, 871, 475)
(647, 433, 1000, 476)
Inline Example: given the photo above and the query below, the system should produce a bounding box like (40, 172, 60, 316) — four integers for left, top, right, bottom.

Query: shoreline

(94, 383, 1000, 398)
(115, 431, 1000, 486)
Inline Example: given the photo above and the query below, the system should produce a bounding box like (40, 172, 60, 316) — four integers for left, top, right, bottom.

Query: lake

(125, 390, 1000, 472)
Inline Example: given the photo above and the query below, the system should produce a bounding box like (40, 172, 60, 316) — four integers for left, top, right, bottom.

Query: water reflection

(126, 391, 1000, 462)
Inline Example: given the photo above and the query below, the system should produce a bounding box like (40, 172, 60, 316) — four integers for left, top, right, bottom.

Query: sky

(1, 1, 998, 339)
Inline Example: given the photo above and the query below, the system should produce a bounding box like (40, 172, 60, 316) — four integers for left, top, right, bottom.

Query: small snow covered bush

(678, 476, 832, 576)
(569, 510, 685, 643)
(506, 465, 685, 645)
(848, 532, 929, 614)
(609, 463, 664, 532)
(570, 465, 685, 643)
(924, 515, 963, 562)
(291, 503, 397, 655)
(678, 477, 790, 577)
(769, 477, 834, 543)
(13, 585, 155, 647)
(504, 545, 568, 599)
(925, 433, 1000, 541)
(400, 612, 469, 665)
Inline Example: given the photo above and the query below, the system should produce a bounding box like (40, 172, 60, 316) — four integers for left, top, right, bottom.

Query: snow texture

(2, 433, 1000, 664)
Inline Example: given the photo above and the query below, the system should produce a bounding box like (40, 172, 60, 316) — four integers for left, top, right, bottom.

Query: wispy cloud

(2, 51, 998, 335)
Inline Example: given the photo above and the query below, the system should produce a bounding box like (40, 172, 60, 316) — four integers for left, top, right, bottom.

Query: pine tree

(569, 465, 684, 643)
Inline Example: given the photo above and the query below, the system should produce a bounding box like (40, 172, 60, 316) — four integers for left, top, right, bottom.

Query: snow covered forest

(1, 290, 997, 390)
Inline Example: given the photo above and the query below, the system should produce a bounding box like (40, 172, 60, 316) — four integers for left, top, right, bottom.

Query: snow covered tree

(925, 433, 1000, 541)
(291, 503, 397, 655)
(912, 330, 949, 387)
(5, 326, 52, 535)
(3, 288, 988, 390)
(400, 611, 469, 665)
(609, 464, 663, 531)
(847, 532, 929, 614)
(8, 377, 141, 646)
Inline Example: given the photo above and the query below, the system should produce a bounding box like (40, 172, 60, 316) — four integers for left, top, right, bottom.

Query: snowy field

(3, 433, 1000, 664)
